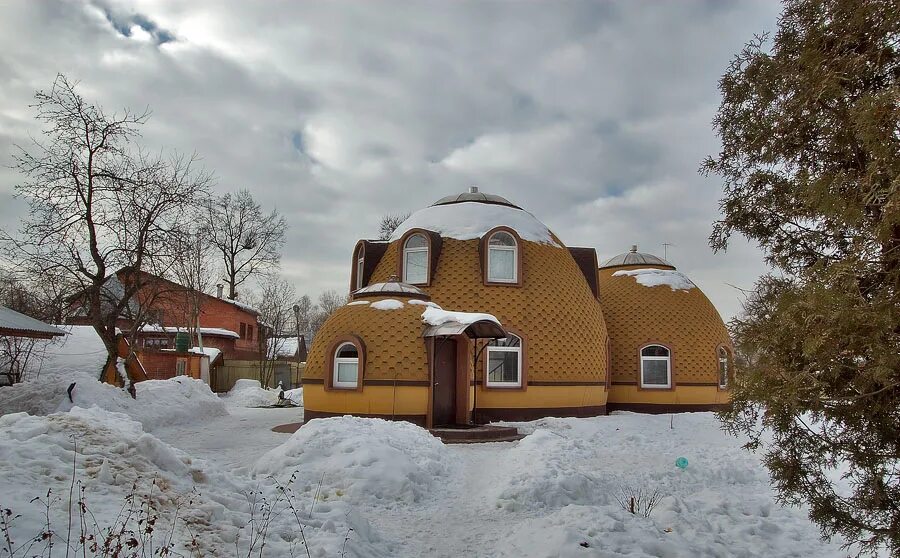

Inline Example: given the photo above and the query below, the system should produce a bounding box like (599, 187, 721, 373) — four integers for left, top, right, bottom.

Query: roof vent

(387, 274, 400, 282)
(630, 245, 638, 253)
(469, 186, 479, 194)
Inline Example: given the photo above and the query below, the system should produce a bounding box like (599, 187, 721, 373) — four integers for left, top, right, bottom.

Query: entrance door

(432, 338, 457, 426)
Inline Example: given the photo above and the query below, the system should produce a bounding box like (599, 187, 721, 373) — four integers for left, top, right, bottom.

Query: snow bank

(371, 298, 404, 310)
(389, 201, 560, 246)
(254, 416, 452, 504)
(222, 378, 279, 407)
(38, 325, 108, 378)
(0, 407, 387, 557)
(421, 304, 500, 326)
(612, 268, 695, 291)
(0, 370, 227, 432)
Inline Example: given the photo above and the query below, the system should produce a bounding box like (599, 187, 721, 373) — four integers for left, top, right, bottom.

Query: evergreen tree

(703, 0, 900, 553)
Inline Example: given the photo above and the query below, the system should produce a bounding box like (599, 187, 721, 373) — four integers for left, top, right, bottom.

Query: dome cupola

(600, 245, 674, 270)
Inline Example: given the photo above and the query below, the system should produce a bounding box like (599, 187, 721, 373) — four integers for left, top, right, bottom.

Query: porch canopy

(422, 319, 507, 340)
(0, 306, 66, 339)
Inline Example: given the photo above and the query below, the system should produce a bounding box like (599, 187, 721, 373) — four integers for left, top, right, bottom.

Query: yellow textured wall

(305, 297, 430, 382)
(369, 237, 609, 387)
(304, 384, 428, 415)
(598, 264, 732, 403)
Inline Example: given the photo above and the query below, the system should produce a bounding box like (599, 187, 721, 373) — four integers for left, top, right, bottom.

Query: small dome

(432, 186, 520, 209)
(351, 275, 430, 300)
(600, 245, 674, 269)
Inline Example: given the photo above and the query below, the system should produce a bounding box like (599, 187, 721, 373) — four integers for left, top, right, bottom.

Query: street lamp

(292, 304, 301, 385)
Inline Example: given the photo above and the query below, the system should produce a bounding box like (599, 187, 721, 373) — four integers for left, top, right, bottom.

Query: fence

(210, 359, 306, 393)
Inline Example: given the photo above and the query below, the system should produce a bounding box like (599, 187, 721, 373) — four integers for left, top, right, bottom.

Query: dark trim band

(607, 402, 731, 414)
(474, 405, 606, 423)
(303, 409, 427, 427)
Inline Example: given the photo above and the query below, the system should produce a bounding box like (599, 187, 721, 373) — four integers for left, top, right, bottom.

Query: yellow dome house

(598, 246, 733, 412)
(303, 188, 610, 428)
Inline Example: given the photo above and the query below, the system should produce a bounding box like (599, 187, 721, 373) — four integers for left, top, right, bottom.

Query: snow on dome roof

(389, 201, 559, 246)
(351, 276, 431, 300)
(432, 187, 520, 209)
(600, 245, 674, 269)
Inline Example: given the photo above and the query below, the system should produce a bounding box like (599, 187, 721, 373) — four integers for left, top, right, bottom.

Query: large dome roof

(432, 187, 520, 209)
(389, 190, 559, 246)
(600, 245, 674, 269)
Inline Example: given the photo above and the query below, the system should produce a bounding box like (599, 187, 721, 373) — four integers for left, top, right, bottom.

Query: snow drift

(254, 416, 451, 504)
(222, 378, 280, 407)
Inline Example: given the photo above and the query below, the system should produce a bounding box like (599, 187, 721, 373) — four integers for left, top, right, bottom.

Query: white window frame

(356, 253, 364, 290)
(403, 234, 429, 285)
(175, 359, 187, 376)
(640, 345, 671, 389)
(333, 342, 359, 389)
(718, 347, 729, 389)
(487, 231, 518, 283)
(485, 334, 522, 388)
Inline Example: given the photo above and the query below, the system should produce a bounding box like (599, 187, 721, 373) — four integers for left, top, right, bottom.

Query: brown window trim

(396, 228, 441, 287)
(324, 334, 366, 392)
(716, 344, 733, 392)
(637, 341, 675, 391)
(480, 226, 523, 287)
(480, 327, 527, 391)
(350, 241, 365, 293)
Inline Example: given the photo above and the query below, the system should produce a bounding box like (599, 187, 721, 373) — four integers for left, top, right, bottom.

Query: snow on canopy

(140, 325, 240, 339)
(371, 298, 405, 310)
(421, 304, 500, 327)
(389, 201, 560, 246)
(612, 268, 696, 291)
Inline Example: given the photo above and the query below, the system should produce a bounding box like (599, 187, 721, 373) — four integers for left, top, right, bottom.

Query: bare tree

(378, 212, 410, 241)
(203, 189, 287, 300)
(169, 227, 216, 348)
(308, 289, 347, 337)
(293, 294, 314, 337)
(5, 74, 212, 385)
(250, 275, 296, 388)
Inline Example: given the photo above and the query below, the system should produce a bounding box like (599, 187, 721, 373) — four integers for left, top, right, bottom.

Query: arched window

(718, 347, 730, 389)
(355, 247, 365, 290)
(403, 233, 429, 284)
(487, 231, 518, 283)
(640, 344, 671, 388)
(485, 333, 522, 387)
(333, 342, 360, 389)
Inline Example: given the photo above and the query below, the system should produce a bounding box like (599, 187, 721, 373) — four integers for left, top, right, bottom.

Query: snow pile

(492, 429, 606, 511)
(407, 299, 439, 308)
(141, 324, 240, 338)
(37, 325, 109, 378)
(612, 268, 695, 291)
(421, 304, 500, 326)
(222, 378, 279, 407)
(0, 407, 387, 557)
(254, 416, 452, 504)
(348, 300, 370, 306)
(0, 371, 227, 432)
(283, 387, 303, 406)
(371, 298, 404, 310)
(389, 201, 560, 246)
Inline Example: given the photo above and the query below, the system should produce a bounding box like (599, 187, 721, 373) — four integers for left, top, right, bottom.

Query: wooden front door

(432, 338, 458, 426)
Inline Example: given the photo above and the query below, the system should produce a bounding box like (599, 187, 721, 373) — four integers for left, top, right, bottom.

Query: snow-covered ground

(0, 372, 850, 557)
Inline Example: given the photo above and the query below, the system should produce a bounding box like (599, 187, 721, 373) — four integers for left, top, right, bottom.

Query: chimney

(630, 245, 638, 253)
(216, 283, 224, 298)
(469, 186, 479, 194)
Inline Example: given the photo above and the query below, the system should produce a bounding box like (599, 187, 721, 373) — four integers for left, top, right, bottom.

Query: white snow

(389, 201, 560, 246)
(421, 304, 501, 326)
(348, 300, 371, 306)
(254, 416, 452, 505)
(189, 345, 222, 362)
(613, 268, 696, 291)
(221, 378, 280, 407)
(283, 387, 304, 406)
(37, 325, 109, 378)
(371, 298, 405, 310)
(408, 299, 440, 308)
(140, 324, 240, 338)
(268, 336, 301, 357)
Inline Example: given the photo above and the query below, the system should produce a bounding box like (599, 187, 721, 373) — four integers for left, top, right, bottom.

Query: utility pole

(662, 243, 675, 260)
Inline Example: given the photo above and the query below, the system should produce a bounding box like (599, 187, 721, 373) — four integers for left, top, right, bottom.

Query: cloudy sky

(0, 0, 782, 320)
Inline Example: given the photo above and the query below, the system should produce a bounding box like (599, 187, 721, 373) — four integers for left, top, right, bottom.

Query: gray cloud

(0, 0, 780, 319)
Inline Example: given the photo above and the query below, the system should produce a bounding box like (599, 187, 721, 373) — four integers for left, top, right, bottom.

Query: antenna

(662, 243, 675, 260)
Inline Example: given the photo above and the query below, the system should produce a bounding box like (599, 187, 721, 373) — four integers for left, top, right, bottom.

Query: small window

(175, 359, 187, 376)
(485, 334, 522, 387)
(487, 231, 517, 283)
(240, 323, 247, 338)
(718, 347, 730, 388)
(356, 254, 364, 290)
(640, 345, 671, 388)
(247, 325, 254, 342)
(144, 337, 169, 350)
(333, 342, 359, 389)
(403, 233, 429, 284)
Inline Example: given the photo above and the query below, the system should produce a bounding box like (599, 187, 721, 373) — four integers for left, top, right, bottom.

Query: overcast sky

(0, 0, 782, 320)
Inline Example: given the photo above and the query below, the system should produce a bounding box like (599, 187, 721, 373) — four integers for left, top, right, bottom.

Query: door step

(428, 425, 524, 444)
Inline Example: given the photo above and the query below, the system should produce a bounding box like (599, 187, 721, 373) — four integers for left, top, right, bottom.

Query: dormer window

(487, 230, 518, 284)
(403, 233, 429, 285)
(355, 245, 365, 290)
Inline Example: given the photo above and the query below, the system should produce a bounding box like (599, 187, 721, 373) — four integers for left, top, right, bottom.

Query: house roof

(0, 306, 65, 339)
(600, 245, 674, 270)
